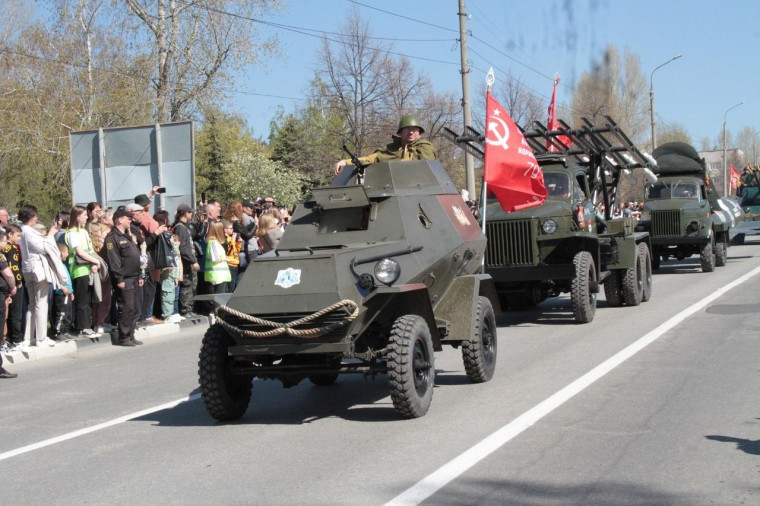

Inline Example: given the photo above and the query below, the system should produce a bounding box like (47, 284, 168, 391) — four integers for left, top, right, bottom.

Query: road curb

(1, 316, 209, 366)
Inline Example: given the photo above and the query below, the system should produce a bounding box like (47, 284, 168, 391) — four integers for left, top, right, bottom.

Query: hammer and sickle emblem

(486, 114, 509, 150)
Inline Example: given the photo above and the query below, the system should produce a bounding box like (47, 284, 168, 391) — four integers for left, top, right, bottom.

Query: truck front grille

(651, 210, 682, 237)
(485, 219, 535, 266)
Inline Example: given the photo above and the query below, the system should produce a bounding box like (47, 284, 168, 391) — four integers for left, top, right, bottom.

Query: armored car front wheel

(198, 324, 252, 421)
(387, 315, 434, 419)
(462, 296, 497, 383)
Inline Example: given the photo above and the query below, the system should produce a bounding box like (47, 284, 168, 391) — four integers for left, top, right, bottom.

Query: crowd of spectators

(0, 188, 292, 376)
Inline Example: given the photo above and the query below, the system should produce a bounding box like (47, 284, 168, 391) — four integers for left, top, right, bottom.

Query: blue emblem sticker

(275, 268, 302, 288)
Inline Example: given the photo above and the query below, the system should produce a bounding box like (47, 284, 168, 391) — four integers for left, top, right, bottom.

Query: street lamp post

(649, 54, 682, 151)
(723, 101, 744, 196)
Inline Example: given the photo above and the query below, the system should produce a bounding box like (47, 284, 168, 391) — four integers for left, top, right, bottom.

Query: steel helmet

(397, 114, 425, 134)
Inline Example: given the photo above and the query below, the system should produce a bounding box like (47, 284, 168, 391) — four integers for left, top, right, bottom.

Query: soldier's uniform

(104, 224, 142, 346)
(338, 114, 437, 167)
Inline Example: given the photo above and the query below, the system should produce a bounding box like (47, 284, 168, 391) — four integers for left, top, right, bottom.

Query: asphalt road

(2, 241, 760, 505)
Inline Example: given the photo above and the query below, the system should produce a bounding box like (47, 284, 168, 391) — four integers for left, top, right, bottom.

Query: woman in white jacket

(19, 204, 68, 348)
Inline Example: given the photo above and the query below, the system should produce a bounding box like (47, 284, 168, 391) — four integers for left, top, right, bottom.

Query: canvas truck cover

(652, 141, 705, 176)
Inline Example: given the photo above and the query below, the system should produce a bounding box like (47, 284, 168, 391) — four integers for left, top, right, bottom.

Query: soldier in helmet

(334, 114, 437, 174)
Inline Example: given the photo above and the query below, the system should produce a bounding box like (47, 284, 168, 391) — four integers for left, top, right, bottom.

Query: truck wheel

(387, 315, 435, 418)
(622, 246, 643, 306)
(715, 238, 727, 267)
(700, 235, 716, 272)
(571, 251, 597, 323)
(198, 324, 252, 421)
(309, 373, 339, 386)
(603, 270, 623, 307)
(638, 243, 652, 303)
(462, 296, 497, 383)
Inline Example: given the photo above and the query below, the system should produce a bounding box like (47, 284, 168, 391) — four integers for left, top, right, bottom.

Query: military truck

(198, 159, 499, 421)
(445, 117, 654, 324)
(730, 169, 758, 244)
(636, 142, 733, 271)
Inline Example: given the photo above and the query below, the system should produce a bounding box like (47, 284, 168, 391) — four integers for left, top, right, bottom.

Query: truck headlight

(542, 219, 558, 234)
(641, 209, 651, 221)
(375, 258, 400, 286)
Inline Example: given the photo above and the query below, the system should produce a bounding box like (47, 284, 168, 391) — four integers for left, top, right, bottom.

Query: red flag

(484, 90, 547, 212)
(546, 77, 570, 151)
(730, 165, 740, 189)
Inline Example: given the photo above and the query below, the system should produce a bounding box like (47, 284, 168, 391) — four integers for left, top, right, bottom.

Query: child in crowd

(223, 220, 241, 292)
(160, 233, 183, 322)
(50, 242, 74, 341)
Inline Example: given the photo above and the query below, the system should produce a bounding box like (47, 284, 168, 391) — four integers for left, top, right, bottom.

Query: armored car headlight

(542, 219, 558, 234)
(375, 258, 400, 286)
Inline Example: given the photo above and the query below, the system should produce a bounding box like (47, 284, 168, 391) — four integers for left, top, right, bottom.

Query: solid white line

(385, 264, 760, 506)
(0, 393, 202, 462)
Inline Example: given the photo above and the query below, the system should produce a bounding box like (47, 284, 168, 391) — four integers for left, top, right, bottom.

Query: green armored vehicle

(636, 142, 733, 271)
(198, 160, 499, 420)
(446, 117, 654, 324)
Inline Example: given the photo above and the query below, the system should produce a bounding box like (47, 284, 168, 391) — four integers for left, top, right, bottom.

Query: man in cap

(104, 208, 143, 346)
(334, 114, 437, 174)
(172, 203, 200, 317)
(127, 202, 168, 324)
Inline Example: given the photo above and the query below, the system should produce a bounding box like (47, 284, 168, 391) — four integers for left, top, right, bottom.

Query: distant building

(698, 148, 745, 196)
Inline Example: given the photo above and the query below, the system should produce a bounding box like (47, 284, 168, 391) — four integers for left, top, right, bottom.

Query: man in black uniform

(105, 208, 144, 347)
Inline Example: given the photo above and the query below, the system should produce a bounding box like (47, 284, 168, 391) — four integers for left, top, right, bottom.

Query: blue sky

(238, 0, 758, 150)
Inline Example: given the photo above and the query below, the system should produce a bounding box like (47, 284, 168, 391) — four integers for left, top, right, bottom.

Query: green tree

(269, 87, 344, 188)
(221, 147, 304, 207)
(195, 109, 262, 203)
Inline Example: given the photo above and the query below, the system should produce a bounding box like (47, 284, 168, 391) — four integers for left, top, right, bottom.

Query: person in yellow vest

(204, 221, 231, 294)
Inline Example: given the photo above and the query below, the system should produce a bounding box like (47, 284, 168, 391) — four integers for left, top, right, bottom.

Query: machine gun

(342, 145, 369, 185)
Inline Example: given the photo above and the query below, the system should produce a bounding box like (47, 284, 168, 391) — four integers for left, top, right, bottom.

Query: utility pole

(458, 0, 475, 197)
(648, 54, 681, 152)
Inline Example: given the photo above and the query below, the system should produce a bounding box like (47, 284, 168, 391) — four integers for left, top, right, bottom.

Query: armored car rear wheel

(622, 246, 643, 306)
(462, 296, 497, 383)
(198, 324, 252, 421)
(387, 315, 434, 419)
(638, 243, 652, 303)
(571, 251, 597, 323)
(700, 235, 716, 272)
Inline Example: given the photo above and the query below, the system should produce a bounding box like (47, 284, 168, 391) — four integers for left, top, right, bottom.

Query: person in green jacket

(334, 114, 437, 174)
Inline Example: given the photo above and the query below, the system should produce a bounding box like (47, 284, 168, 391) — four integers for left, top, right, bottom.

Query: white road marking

(385, 264, 760, 506)
(0, 393, 201, 462)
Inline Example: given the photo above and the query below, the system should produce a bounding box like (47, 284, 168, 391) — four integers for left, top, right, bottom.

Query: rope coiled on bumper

(215, 299, 360, 338)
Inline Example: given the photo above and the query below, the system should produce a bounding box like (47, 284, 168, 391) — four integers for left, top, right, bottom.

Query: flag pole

(480, 68, 495, 266)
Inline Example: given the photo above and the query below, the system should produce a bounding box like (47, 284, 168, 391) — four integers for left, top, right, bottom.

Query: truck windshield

(544, 172, 571, 199)
(646, 181, 700, 200)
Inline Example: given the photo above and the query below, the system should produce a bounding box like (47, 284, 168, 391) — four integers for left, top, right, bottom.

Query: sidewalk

(1, 316, 210, 366)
